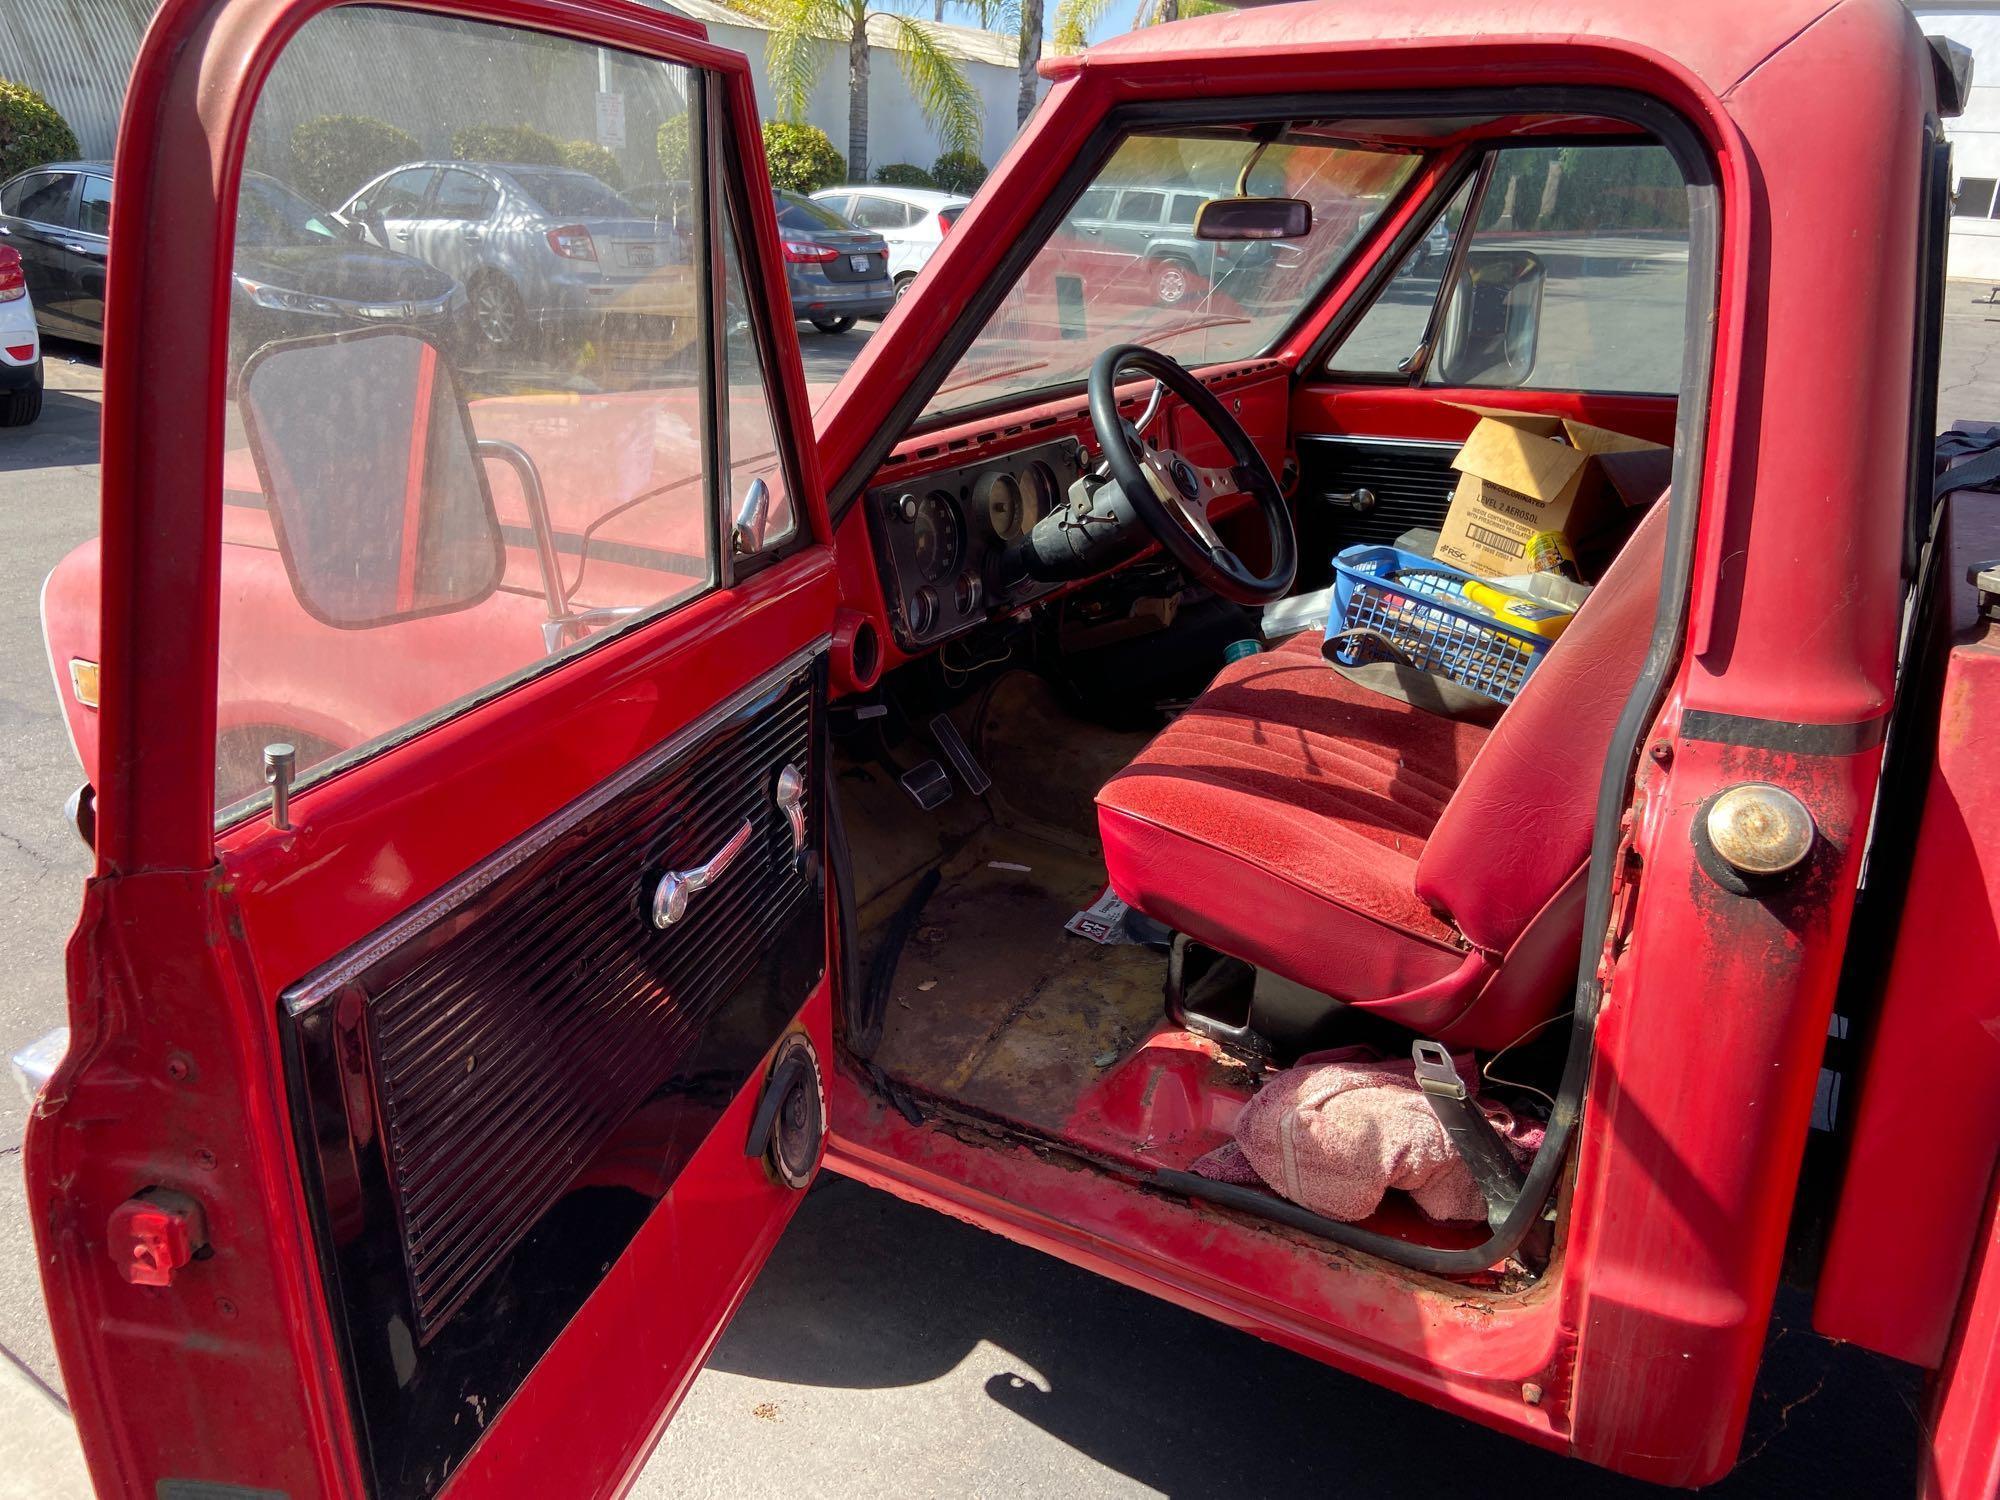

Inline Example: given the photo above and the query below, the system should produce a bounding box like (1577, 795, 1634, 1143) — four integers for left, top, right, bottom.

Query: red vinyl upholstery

(1097, 502, 1666, 1049)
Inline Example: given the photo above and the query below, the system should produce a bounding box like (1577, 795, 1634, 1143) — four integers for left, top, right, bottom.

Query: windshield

(509, 169, 635, 219)
(236, 175, 343, 247)
(923, 128, 1420, 421)
(776, 191, 851, 232)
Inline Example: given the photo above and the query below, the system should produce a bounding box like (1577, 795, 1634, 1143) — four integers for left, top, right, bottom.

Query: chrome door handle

(651, 819, 753, 928)
(775, 763, 806, 861)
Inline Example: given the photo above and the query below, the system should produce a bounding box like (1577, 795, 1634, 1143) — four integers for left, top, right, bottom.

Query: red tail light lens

(546, 224, 597, 261)
(783, 240, 839, 263)
(937, 208, 961, 237)
(0, 247, 24, 303)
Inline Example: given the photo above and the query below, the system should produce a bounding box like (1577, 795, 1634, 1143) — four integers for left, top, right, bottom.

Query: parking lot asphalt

(5, 289, 1999, 1496)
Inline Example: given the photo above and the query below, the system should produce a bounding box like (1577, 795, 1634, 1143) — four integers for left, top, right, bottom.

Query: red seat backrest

(1414, 499, 1668, 954)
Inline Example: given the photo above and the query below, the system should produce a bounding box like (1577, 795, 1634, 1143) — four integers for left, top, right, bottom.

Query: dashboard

(866, 437, 1090, 648)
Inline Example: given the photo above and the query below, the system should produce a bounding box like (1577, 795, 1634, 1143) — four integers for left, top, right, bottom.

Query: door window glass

(1167, 193, 1201, 227)
(1425, 144, 1688, 393)
(1329, 144, 1690, 394)
(431, 169, 493, 221)
(75, 176, 112, 236)
(353, 166, 434, 219)
(850, 197, 910, 230)
(11, 173, 74, 226)
(722, 196, 796, 550)
(218, 7, 718, 817)
(1115, 190, 1163, 223)
(1073, 187, 1112, 220)
(1328, 176, 1474, 375)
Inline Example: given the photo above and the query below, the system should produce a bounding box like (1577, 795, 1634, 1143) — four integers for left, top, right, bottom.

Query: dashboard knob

(897, 493, 920, 522)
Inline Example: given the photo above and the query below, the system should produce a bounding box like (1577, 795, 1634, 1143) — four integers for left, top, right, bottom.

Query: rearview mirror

(240, 329, 505, 628)
(1432, 248, 1546, 387)
(1194, 197, 1312, 241)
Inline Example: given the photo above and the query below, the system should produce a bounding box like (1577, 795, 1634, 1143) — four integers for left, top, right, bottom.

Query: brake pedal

(928, 714, 993, 795)
(900, 760, 953, 810)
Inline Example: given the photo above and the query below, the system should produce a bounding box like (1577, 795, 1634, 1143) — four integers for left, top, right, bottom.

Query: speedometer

(911, 492, 963, 582)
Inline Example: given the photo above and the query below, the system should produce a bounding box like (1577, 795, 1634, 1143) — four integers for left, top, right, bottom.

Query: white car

(0, 243, 42, 426)
(810, 184, 969, 303)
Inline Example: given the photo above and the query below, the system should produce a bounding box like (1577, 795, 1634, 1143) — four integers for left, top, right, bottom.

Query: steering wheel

(1088, 343, 1296, 606)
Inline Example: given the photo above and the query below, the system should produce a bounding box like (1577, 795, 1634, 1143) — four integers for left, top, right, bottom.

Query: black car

(229, 172, 464, 366)
(0, 161, 110, 342)
(0, 162, 464, 362)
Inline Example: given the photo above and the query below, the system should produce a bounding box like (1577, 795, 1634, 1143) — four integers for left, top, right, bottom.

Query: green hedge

(931, 150, 986, 195)
(290, 115, 420, 205)
(762, 121, 845, 194)
(557, 138, 623, 188)
(874, 162, 936, 189)
(450, 123, 565, 168)
(0, 81, 80, 185)
(656, 115, 691, 179)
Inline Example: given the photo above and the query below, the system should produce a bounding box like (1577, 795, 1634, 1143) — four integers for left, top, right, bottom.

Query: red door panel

(24, 0, 839, 1495)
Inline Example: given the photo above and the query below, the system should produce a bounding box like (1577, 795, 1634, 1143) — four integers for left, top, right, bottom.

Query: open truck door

(23, 1, 840, 1494)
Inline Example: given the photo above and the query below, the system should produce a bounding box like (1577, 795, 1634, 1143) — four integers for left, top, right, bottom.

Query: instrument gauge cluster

(868, 440, 1087, 648)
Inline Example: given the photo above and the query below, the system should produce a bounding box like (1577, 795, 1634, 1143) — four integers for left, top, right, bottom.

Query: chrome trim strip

(282, 635, 830, 1017)
(1294, 432, 1462, 452)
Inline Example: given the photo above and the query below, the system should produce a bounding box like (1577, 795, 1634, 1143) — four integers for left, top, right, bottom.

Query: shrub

(289, 115, 420, 205)
(874, 162, 936, 189)
(450, 123, 565, 168)
(0, 80, 80, 184)
(656, 115, 691, 179)
(762, 121, 845, 194)
(558, 138, 623, 188)
(931, 150, 986, 195)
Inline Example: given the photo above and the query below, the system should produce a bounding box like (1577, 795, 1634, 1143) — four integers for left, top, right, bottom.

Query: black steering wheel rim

(1087, 343, 1296, 606)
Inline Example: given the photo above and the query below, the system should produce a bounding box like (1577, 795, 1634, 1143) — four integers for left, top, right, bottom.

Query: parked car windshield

(922, 127, 1421, 421)
(236, 175, 344, 247)
(775, 191, 852, 232)
(508, 168, 634, 218)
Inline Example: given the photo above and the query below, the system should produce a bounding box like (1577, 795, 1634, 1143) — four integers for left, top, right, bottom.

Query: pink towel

(1193, 1046, 1543, 1223)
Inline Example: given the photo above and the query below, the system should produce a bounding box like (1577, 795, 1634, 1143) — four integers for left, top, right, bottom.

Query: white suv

(810, 185, 969, 303)
(0, 244, 42, 427)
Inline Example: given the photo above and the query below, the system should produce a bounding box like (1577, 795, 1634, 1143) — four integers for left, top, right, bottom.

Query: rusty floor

(864, 825, 1168, 1139)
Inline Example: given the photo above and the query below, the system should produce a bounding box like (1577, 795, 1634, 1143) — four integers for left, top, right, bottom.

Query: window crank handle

(651, 819, 753, 928)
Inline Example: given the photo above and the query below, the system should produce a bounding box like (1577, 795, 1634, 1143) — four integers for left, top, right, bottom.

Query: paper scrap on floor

(1067, 886, 1138, 944)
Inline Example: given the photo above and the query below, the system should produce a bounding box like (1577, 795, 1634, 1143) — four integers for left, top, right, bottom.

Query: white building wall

(1914, 4, 2000, 278)
(679, 11, 1035, 178)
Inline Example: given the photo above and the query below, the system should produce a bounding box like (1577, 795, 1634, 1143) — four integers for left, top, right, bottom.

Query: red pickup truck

(25, 0, 2000, 1495)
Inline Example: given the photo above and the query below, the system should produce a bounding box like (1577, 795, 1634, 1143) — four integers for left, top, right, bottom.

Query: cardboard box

(1433, 405, 1670, 579)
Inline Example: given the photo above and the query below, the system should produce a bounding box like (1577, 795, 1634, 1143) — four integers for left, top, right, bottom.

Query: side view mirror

(1432, 248, 1545, 387)
(239, 329, 505, 628)
(1194, 197, 1312, 241)
(338, 216, 369, 243)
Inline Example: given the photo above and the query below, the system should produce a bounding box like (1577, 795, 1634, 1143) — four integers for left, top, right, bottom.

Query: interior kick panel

(279, 653, 826, 1499)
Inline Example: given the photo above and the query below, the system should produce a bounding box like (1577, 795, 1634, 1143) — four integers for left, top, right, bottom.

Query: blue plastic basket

(1327, 545, 1553, 705)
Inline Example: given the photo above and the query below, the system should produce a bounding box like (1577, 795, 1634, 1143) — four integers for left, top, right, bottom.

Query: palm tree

(962, 0, 1045, 128)
(743, 0, 984, 181)
(1049, 0, 1226, 54)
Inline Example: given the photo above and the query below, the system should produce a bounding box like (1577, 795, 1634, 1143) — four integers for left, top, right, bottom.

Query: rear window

(775, 191, 850, 231)
(508, 169, 633, 218)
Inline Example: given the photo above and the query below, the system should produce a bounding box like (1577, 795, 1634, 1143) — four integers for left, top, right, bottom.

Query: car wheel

(811, 315, 855, 334)
(893, 273, 916, 303)
(470, 272, 527, 350)
(1152, 259, 1194, 307)
(0, 360, 42, 427)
